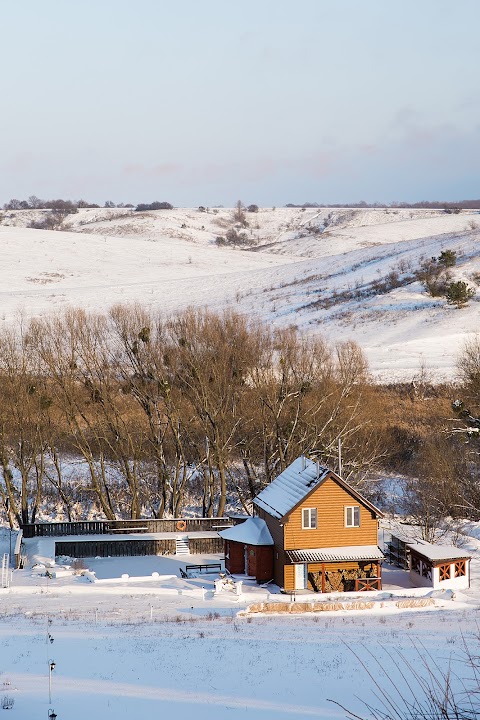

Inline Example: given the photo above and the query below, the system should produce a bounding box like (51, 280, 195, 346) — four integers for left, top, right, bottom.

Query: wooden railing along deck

(21, 517, 232, 539)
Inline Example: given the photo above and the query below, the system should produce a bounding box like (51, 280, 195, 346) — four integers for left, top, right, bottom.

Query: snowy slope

(1, 207, 479, 380)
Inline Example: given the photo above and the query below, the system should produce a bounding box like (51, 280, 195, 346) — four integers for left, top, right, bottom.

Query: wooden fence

(21, 517, 232, 539)
(55, 538, 177, 559)
(188, 537, 224, 554)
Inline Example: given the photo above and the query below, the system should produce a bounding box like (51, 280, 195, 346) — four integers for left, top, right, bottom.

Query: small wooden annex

(219, 517, 274, 583)
(253, 456, 384, 592)
(407, 540, 471, 590)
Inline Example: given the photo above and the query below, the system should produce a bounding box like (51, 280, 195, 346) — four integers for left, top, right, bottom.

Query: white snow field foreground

(1, 526, 480, 719)
(2, 206, 480, 380)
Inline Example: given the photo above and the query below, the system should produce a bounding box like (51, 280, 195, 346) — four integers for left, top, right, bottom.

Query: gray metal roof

(253, 456, 383, 521)
(253, 456, 330, 519)
(286, 545, 385, 564)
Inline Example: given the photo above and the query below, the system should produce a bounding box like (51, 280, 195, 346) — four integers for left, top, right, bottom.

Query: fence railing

(21, 517, 232, 539)
(355, 577, 382, 591)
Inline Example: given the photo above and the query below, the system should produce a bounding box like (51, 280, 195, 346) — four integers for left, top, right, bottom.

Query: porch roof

(286, 545, 384, 564)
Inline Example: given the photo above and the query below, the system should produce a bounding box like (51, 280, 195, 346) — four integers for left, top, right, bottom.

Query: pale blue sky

(1, 0, 479, 206)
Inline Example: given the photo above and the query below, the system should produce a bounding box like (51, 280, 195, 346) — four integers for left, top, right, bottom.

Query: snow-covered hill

(1, 206, 479, 381)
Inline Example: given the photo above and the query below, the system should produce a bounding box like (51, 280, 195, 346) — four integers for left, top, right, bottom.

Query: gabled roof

(253, 456, 383, 521)
(286, 546, 384, 563)
(407, 540, 471, 563)
(219, 517, 274, 546)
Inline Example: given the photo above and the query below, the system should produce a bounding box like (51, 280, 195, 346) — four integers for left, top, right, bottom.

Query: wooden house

(253, 456, 384, 592)
(219, 517, 274, 583)
(407, 541, 471, 590)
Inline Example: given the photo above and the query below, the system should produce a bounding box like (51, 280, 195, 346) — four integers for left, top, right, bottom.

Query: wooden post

(377, 561, 381, 589)
(321, 563, 325, 593)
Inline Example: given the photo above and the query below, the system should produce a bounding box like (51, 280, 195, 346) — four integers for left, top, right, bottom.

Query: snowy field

(1, 206, 479, 380)
(1, 525, 480, 719)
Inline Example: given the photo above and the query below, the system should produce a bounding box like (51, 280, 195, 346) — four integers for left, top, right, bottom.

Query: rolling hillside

(1, 206, 479, 380)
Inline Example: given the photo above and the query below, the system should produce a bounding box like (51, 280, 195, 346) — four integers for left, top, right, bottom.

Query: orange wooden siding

(283, 477, 378, 550)
(284, 564, 294, 591)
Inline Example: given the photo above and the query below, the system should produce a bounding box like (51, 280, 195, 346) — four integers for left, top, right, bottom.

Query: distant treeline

(2, 197, 135, 211)
(285, 200, 480, 209)
(4, 197, 480, 213)
(2, 197, 177, 213)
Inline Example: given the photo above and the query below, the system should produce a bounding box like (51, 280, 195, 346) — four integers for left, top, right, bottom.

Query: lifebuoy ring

(176, 520, 187, 531)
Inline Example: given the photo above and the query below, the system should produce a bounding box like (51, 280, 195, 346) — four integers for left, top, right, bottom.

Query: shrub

(44, 199, 78, 213)
(226, 228, 253, 246)
(443, 206, 461, 214)
(28, 210, 69, 230)
(135, 201, 173, 211)
(416, 257, 452, 297)
(424, 273, 451, 297)
(247, 204, 259, 213)
(438, 249, 457, 267)
(233, 200, 248, 226)
(446, 281, 476, 308)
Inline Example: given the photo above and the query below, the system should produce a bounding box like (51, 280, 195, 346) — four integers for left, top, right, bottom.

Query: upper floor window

(302, 507, 317, 529)
(345, 506, 360, 527)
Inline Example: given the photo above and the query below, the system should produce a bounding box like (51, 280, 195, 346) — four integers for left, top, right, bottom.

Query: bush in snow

(135, 201, 173, 211)
(438, 249, 457, 268)
(446, 280, 475, 308)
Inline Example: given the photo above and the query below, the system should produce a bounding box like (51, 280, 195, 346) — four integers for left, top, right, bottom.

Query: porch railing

(355, 577, 382, 591)
(21, 517, 232, 539)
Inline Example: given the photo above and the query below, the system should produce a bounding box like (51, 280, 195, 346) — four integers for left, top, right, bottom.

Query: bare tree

(0, 321, 52, 524)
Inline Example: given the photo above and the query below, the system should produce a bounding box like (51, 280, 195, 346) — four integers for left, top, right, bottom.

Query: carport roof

(286, 545, 385, 564)
(407, 541, 471, 563)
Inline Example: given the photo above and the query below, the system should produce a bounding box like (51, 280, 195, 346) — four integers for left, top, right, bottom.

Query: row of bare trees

(0, 306, 385, 526)
(2, 304, 478, 532)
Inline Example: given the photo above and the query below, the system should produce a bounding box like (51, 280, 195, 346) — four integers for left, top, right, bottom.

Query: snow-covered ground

(0, 521, 479, 719)
(1, 206, 479, 379)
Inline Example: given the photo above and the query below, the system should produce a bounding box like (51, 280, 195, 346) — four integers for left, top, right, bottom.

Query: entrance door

(244, 545, 248, 575)
(294, 563, 308, 590)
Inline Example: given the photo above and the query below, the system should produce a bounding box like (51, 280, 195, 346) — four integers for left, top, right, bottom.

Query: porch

(285, 545, 384, 592)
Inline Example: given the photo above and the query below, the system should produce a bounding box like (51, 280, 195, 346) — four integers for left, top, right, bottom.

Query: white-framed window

(302, 507, 317, 529)
(345, 505, 360, 527)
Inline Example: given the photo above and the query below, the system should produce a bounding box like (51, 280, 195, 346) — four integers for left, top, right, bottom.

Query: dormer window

(345, 506, 360, 527)
(302, 508, 317, 529)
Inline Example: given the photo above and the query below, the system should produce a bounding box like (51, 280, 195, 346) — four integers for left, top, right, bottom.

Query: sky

(1, 0, 479, 207)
